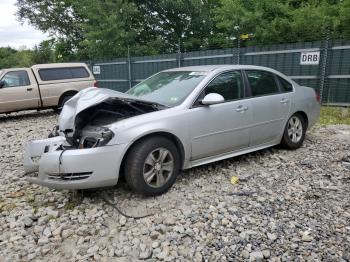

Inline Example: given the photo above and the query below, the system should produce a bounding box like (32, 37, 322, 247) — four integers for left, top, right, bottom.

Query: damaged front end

(65, 96, 161, 149)
(23, 87, 164, 189)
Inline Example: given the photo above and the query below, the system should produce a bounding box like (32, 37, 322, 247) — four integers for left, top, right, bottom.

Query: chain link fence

(89, 39, 350, 105)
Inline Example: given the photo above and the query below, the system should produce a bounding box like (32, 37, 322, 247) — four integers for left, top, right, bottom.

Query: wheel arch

(120, 131, 186, 175)
(292, 110, 309, 129)
(58, 90, 79, 107)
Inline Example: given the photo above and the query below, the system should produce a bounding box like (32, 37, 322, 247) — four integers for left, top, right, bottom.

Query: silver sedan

(24, 65, 320, 196)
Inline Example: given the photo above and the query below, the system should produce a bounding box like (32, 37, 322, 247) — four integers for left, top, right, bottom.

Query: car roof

(163, 64, 279, 73)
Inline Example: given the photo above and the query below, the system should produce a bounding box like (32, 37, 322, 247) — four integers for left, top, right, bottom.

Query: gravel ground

(0, 110, 349, 261)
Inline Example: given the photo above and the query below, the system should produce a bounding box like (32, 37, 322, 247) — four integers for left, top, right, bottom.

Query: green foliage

(0, 47, 34, 68)
(9, 0, 350, 60)
(0, 47, 18, 68)
(32, 40, 56, 64)
(339, 0, 350, 39)
(214, 0, 345, 45)
(75, 0, 148, 58)
(16, 0, 84, 59)
(135, 0, 228, 52)
(0, 41, 55, 69)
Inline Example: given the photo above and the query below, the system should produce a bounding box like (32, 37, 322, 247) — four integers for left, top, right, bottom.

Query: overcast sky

(0, 0, 48, 49)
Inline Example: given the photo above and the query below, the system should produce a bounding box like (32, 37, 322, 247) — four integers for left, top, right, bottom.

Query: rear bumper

(308, 101, 321, 128)
(23, 137, 126, 190)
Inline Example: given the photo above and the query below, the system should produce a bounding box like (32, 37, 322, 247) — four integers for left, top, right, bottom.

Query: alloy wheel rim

(143, 148, 174, 188)
(287, 116, 303, 143)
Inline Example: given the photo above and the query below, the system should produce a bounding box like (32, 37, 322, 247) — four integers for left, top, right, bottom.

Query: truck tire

(57, 93, 75, 111)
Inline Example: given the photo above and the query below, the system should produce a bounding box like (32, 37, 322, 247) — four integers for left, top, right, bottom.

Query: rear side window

(246, 70, 279, 97)
(2, 70, 30, 87)
(277, 76, 293, 92)
(39, 67, 90, 81)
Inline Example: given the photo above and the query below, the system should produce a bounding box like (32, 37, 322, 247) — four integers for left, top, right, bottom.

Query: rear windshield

(39, 67, 90, 81)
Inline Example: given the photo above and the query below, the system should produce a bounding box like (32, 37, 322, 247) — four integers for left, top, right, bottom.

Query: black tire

(57, 95, 74, 112)
(124, 136, 180, 196)
(281, 113, 306, 150)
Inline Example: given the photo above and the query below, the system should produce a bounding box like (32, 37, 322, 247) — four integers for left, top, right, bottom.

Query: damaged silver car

(24, 65, 320, 196)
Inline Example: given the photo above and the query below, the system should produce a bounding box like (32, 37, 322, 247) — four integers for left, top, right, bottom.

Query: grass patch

(319, 106, 350, 125)
(47, 215, 56, 221)
(64, 201, 77, 210)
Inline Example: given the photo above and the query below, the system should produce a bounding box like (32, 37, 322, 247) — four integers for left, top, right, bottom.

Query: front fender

(110, 115, 191, 169)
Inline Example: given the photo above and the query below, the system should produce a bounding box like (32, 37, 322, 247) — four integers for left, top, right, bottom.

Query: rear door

(0, 70, 40, 113)
(244, 70, 292, 146)
(189, 70, 252, 160)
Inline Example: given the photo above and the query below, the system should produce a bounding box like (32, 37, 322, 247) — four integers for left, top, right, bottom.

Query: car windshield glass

(126, 71, 207, 107)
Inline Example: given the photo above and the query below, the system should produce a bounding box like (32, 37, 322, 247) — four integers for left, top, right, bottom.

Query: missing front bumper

(23, 137, 126, 190)
(23, 136, 66, 173)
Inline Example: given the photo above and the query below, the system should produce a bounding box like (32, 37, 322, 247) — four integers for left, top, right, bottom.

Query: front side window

(246, 70, 279, 97)
(1, 70, 30, 87)
(126, 71, 207, 107)
(39, 67, 90, 81)
(204, 71, 243, 101)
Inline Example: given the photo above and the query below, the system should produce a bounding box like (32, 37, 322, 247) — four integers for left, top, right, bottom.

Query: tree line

(1, 0, 349, 69)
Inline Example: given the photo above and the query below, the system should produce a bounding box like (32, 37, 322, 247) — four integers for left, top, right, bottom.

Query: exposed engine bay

(54, 97, 163, 149)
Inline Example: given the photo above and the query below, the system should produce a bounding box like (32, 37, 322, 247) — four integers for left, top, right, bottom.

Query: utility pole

(127, 46, 132, 89)
(234, 25, 240, 64)
(177, 38, 181, 68)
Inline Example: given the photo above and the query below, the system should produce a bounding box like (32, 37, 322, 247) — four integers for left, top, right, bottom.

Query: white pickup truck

(0, 63, 96, 113)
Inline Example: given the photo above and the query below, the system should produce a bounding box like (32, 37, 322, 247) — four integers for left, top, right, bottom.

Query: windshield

(126, 71, 207, 107)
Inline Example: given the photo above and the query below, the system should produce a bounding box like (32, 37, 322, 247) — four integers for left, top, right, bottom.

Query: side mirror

(0, 80, 5, 88)
(201, 93, 225, 105)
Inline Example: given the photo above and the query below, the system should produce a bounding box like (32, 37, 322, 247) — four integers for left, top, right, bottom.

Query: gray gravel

(0, 110, 349, 261)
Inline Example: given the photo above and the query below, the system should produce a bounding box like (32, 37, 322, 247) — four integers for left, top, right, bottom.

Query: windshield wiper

(150, 102, 170, 109)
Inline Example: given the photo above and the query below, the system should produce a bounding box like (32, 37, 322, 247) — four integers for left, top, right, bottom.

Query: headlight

(78, 128, 114, 149)
(98, 129, 114, 146)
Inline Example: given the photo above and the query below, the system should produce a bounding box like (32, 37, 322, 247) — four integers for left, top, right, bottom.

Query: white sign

(92, 65, 101, 75)
(300, 51, 320, 65)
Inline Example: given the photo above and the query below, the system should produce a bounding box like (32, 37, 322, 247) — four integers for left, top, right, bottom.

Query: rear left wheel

(281, 113, 306, 149)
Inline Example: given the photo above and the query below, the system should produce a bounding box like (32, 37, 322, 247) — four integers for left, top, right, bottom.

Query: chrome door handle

(280, 98, 289, 104)
(236, 105, 248, 112)
(27, 88, 33, 91)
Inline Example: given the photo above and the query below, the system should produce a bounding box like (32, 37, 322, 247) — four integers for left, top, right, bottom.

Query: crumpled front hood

(58, 87, 156, 132)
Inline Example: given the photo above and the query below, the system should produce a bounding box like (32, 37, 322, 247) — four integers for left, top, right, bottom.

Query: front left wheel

(124, 136, 180, 196)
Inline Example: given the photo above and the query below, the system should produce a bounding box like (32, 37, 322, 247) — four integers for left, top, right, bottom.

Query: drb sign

(300, 51, 320, 65)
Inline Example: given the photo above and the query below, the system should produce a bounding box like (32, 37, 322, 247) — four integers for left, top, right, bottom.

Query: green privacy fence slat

(89, 40, 350, 105)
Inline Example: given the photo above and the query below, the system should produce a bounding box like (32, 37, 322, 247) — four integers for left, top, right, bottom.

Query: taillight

(93, 81, 98, 88)
(315, 91, 320, 103)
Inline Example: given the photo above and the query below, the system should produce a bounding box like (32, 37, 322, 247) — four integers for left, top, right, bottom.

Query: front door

(0, 70, 40, 113)
(189, 70, 252, 160)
